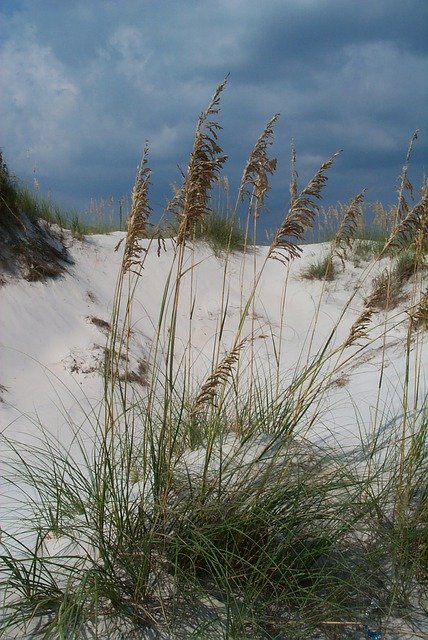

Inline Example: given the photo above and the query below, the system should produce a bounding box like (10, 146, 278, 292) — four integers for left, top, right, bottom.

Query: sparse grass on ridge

(0, 86, 427, 640)
(0, 151, 73, 280)
(300, 253, 337, 280)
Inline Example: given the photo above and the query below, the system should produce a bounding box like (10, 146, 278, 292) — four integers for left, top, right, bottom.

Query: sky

(1, 0, 427, 239)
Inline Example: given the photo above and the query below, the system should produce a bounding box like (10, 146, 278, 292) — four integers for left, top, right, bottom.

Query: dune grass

(0, 84, 427, 639)
(300, 254, 337, 280)
(0, 152, 74, 231)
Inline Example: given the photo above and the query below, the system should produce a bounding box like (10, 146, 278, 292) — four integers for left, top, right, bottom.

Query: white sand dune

(0, 232, 426, 638)
(0, 233, 422, 451)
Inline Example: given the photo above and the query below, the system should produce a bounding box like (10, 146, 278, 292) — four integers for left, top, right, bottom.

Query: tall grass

(0, 90, 427, 639)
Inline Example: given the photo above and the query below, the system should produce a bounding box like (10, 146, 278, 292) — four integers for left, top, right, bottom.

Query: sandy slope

(1, 232, 423, 519)
(0, 233, 423, 452)
(0, 232, 426, 638)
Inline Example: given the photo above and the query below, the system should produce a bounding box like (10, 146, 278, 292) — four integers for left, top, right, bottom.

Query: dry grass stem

(190, 338, 247, 417)
(122, 144, 152, 274)
(372, 201, 396, 231)
(289, 141, 298, 206)
(344, 303, 376, 347)
(238, 113, 279, 216)
(383, 190, 428, 254)
(332, 190, 366, 268)
(414, 179, 428, 260)
(173, 78, 228, 246)
(409, 289, 428, 330)
(396, 129, 419, 222)
(269, 152, 341, 263)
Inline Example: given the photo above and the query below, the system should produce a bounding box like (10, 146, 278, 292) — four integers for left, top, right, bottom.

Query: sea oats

(122, 144, 152, 274)
(289, 141, 298, 206)
(383, 190, 428, 255)
(172, 78, 228, 246)
(190, 338, 247, 417)
(333, 190, 366, 268)
(269, 152, 341, 264)
(238, 114, 279, 217)
(345, 302, 376, 347)
(396, 130, 419, 222)
(409, 289, 428, 330)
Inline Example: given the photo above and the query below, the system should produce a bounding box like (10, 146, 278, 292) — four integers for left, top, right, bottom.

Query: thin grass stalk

(269, 151, 341, 263)
(151, 80, 229, 490)
(394, 241, 427, 530)
(332, 190, 366, 268)
(274, 265, 291, 395)
(105, 145, 153, 436)
(395, 129, 419, 223)
(274, 144, 299, 393)
(244, 115, 279, 407)
(370, 160, 424, 442)
(173, 78, 228, 247)
(234, 115, 279, 402)
(290, 140, 298, 206)
(295, 157, 354, 377)
(382, 190, 428, 256)
(248, 207, 259, 416)
(235, 113, 279, 296)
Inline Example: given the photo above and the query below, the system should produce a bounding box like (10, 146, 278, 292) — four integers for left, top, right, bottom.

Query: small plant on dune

(330, 190, 365, 266)
(409, 289, 428, 331)
(394, 248, 427, 282)
(0, 151, 74, 280)
(301, 188, 367, 281)
(0, 88, 427, 640)
(70, 213, 86, 240)
(0, 150, 20, 227)
(191, 210, 246, 255)
(269, 152, 340, 263)
(300, 253, 337, 281)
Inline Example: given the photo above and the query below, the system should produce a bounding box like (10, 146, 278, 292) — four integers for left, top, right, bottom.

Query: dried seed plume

(344, 284, 384, 347)
(332, 190, 366, 268)
(383, 189, 428, 255)
(122, 144, 152, 274)
(396, 130, 418, 222)
(190, 338, 247, 417)
(289, 141, 298, 206)
(238, 113, 279, 217)
(172, 78, 228, 246)
(269, 152, 341, 263)
(409, 289, 428, 330)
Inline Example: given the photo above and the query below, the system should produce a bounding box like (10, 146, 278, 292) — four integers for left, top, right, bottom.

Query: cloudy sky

(1, 0, 427, 237)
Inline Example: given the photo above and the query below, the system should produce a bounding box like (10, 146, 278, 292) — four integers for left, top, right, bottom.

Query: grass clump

(0, 150, 73, 280)
(0, 150, 20, 227)
(0, 152, 71, 230)
(409, 290, 428, 330)
(191, 211, 246, 255)
(300, 254, 336, 281)
(367, 249, 427, 311)
(394, 248, 427, 282)
(0, 89, 427, 639)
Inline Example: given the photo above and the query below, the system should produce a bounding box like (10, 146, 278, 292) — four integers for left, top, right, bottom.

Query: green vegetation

(300, 254, 336, 280)
(0, 151, 122, 241)
(191, 211, 246, 254)
(0, 151, 71, 280)
(0, 150, 19, 228)
(0, 83, 427, 639)
(1, 152, 69, 230)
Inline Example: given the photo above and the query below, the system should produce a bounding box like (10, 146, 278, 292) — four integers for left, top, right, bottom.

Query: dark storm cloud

(237, 0, 428, 79)
(1, 0, 427, 236)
